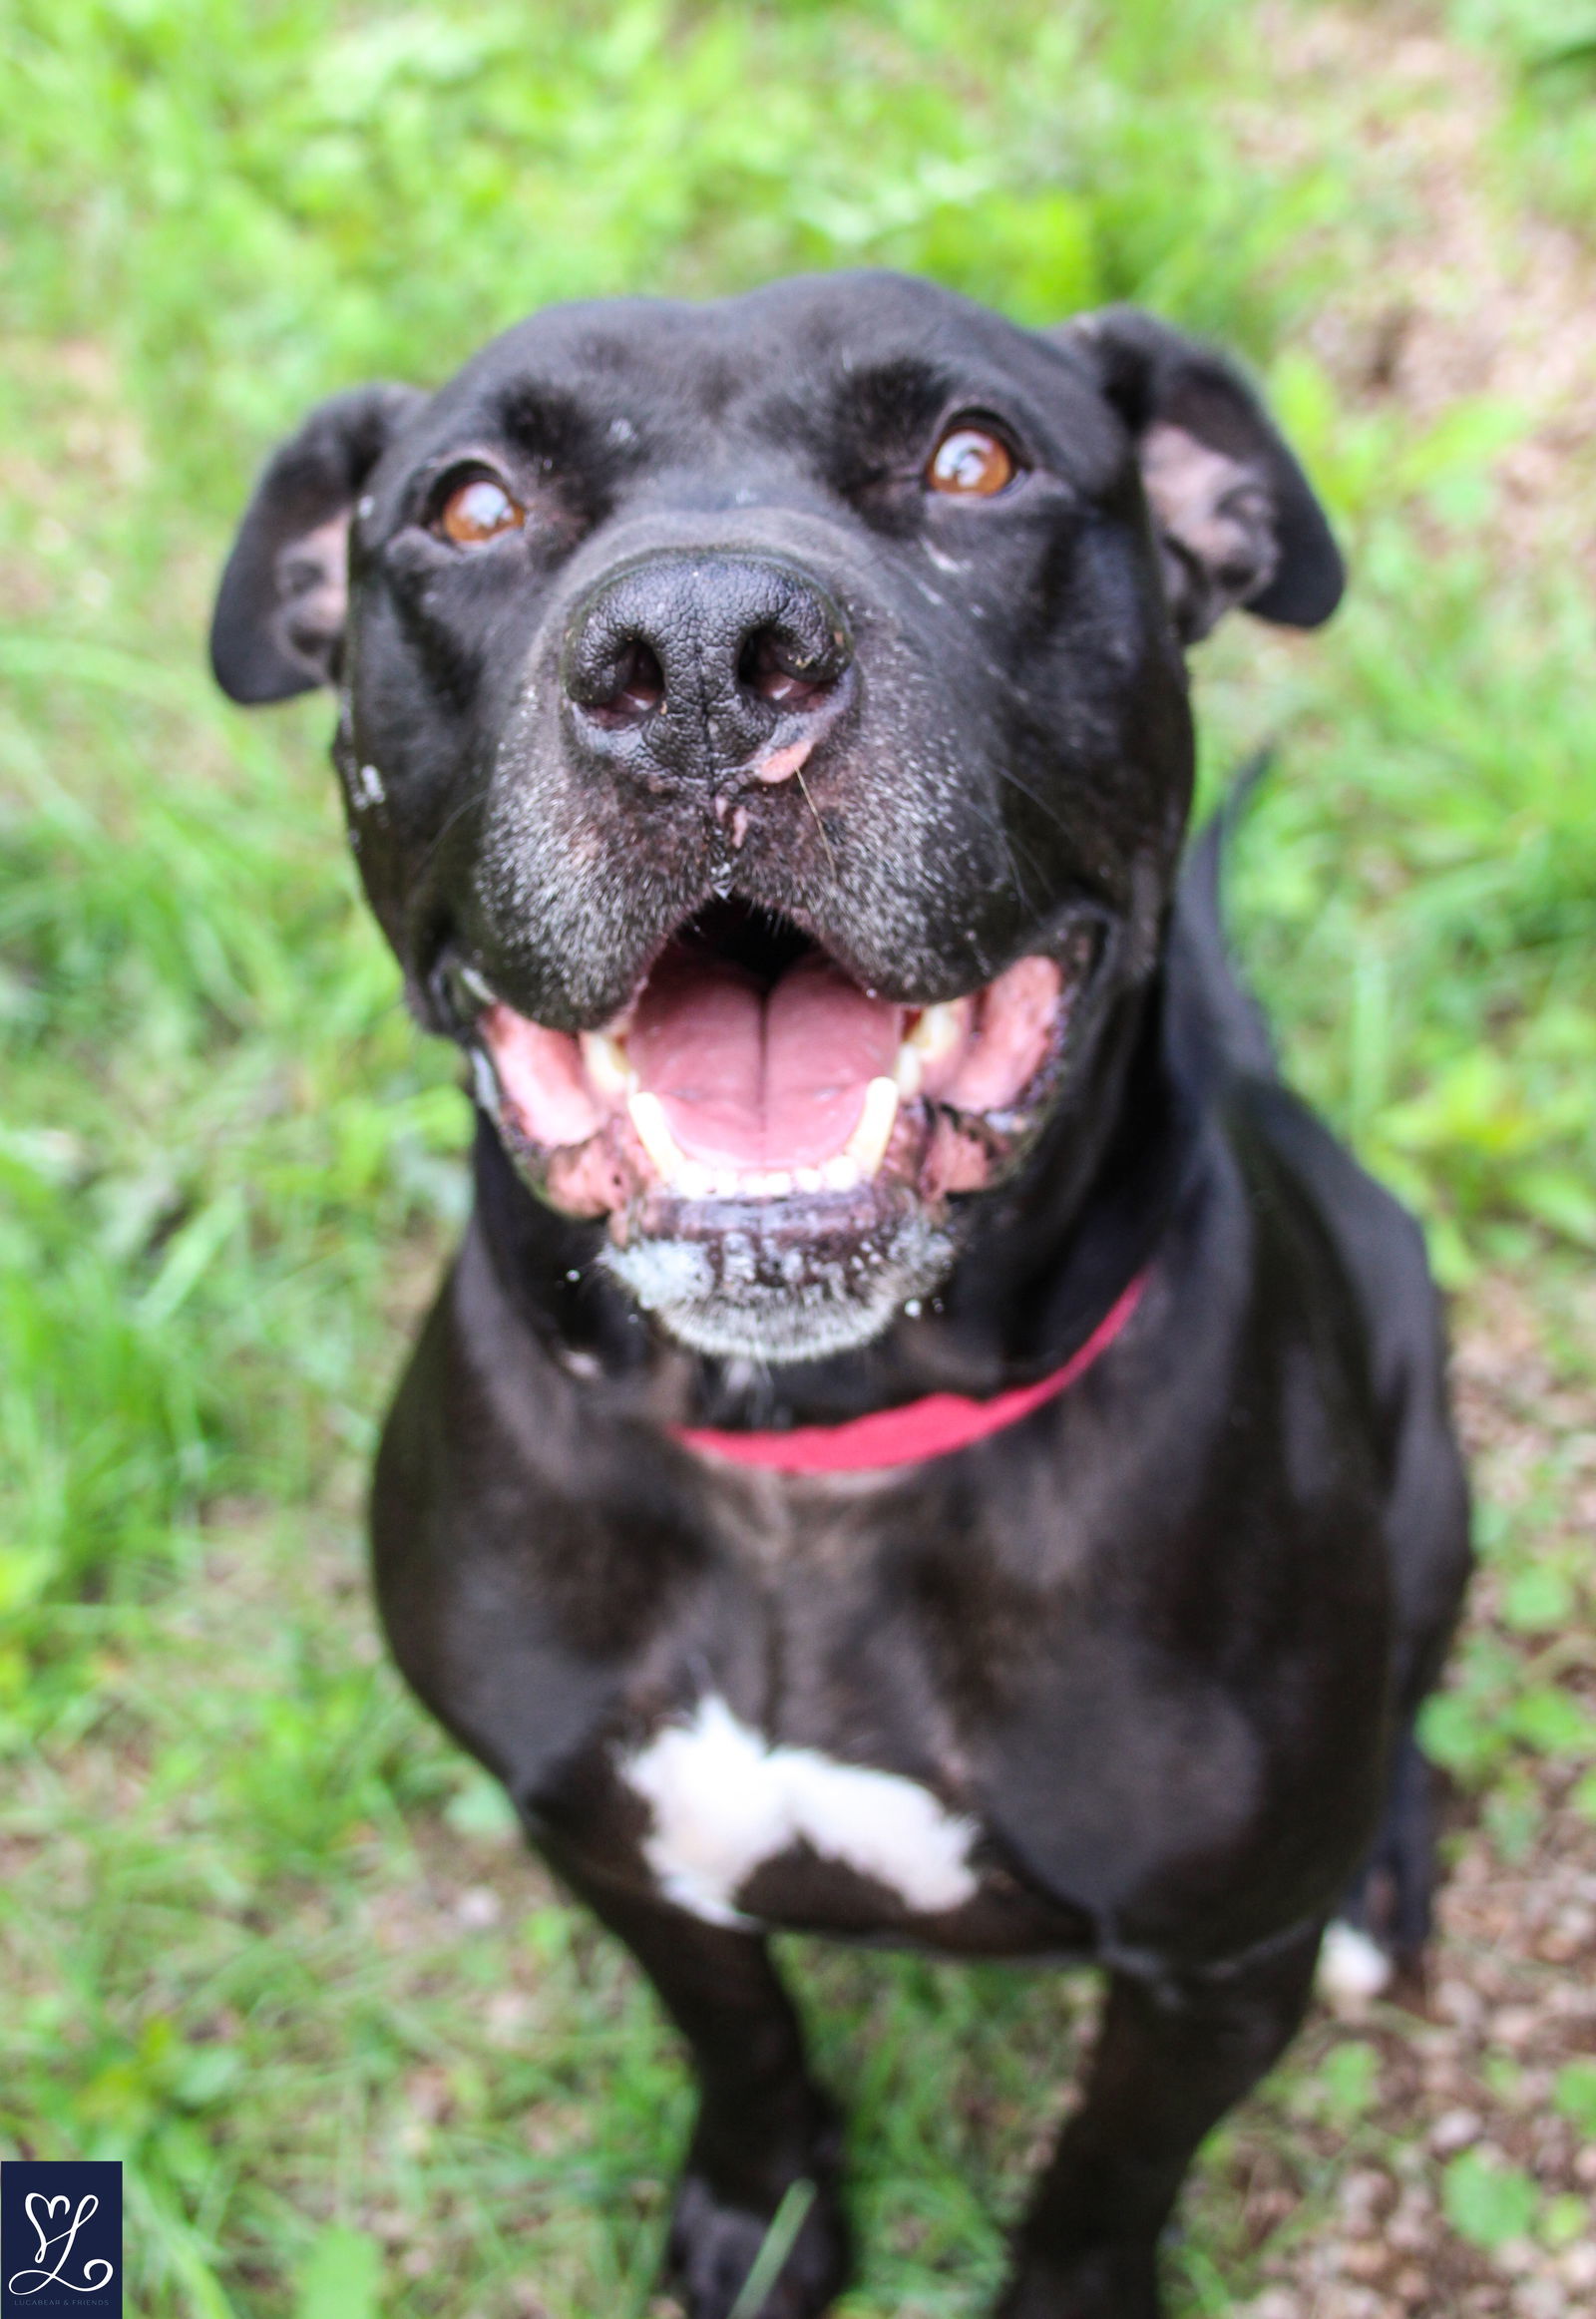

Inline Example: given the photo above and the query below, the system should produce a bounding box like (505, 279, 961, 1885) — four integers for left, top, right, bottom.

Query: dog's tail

(1167, 750, 1278, 1083)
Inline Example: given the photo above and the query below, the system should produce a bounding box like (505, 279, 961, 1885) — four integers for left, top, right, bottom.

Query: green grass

(2, 2, 1595, 2313)
(1452, 0, 1596, 221)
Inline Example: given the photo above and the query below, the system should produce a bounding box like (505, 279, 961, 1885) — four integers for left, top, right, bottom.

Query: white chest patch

(621, 1695, 981, 1928)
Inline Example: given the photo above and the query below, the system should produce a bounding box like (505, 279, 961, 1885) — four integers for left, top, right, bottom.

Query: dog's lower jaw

(600, 1206, 957, 1361)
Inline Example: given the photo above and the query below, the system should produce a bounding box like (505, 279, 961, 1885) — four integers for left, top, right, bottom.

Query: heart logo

(24, 2193, 70, 2233)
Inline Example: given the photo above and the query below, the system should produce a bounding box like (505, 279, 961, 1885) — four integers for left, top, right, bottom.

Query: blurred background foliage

(2, 2, 1594, 2314)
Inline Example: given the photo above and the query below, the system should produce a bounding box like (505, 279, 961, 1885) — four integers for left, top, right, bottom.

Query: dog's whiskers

(410, 776, 495, 880)
(793, 764, 838, 880)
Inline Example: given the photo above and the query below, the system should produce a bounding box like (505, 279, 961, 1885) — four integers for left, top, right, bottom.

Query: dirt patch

(1196, 65, 1596, 2288)
(1239, 4, 1596, 584)
(1224, 1268, 1596, 2319)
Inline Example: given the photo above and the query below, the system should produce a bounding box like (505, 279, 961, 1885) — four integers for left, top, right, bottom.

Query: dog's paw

(664, 2166, 851, 2319)
(1317, 1916, 1396, 2005)
(1331, 1729, 1437, 1997)
(993, 2242, 1162, 2319)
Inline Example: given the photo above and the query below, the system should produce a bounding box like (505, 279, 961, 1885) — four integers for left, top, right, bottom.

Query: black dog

(210, 273, 1470, 2319)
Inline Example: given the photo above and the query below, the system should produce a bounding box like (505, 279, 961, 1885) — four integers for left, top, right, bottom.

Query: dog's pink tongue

(629, 949, 902, 1168)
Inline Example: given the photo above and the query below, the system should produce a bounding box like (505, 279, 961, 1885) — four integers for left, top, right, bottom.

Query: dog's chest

(618, 1693, 982, 1928)
(598, 1471, 1083, 1945)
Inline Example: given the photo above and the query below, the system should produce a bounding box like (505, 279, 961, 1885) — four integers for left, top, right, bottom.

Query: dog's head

(212, 273, 1339, 1362)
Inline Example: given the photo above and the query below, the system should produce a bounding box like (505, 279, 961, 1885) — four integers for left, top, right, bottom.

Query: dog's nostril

(583, 637, 666, 729)
(739, 625, 833, 711)
(564, 556, 853, 777)
(612, 639, 665, 716)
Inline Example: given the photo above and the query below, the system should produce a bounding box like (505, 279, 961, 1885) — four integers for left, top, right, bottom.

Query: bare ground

(1247, 1, 1596, 578)
(1201, 24, 1596, 2301)
(1203, 23, 1596, 2302)
(1204, 1264, 1596, 2319)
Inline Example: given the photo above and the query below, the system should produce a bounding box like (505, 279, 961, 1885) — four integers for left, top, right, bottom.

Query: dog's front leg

(995, 1922, 1323, 2319)
(553, 1860, 852, 2319)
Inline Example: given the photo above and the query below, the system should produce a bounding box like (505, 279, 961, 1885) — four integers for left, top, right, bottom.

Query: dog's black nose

(562, 552, 853, 783)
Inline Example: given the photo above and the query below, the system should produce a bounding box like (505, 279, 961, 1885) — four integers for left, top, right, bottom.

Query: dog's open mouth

(458, 905, 1090, 1358)
(467, 905, 1082, 1219)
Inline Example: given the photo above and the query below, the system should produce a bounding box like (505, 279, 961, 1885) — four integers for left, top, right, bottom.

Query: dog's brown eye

(438, 478, 525, 546)
(927, 425, 1016, 499)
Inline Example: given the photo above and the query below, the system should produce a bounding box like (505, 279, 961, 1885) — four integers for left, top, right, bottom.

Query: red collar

(670, 1268, 1150, 1475)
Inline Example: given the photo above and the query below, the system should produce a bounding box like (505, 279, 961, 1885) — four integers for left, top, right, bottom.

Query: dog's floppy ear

(1056, 307, 1343, 643)
(210, 382, 425, 703)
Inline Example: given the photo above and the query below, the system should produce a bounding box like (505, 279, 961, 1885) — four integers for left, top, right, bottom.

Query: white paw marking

(1318, 1919, 1394, 2003)
(622, 1695, 980, 1927)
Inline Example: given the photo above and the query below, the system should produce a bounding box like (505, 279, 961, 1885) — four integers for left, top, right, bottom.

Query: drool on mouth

(464, 904, 1084, 1233)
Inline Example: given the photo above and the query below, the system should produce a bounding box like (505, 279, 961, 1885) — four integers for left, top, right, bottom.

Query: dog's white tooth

(894, 1043, 924, 1098)
(820, 1153, 861, 1192)
(627, 1091, 688, 1183)
(794, 1165, 825, 1194)
(843, 1077, 900, 1179)
(457, 962, 495, 1006)
(908, 1000, 966, 1065)
(581, 1030, 633, 1101)
(675, 1160, 716, 1200)
(469, 1048, 503, 1121)
(762, 1170, 794, 1199)
(711, 1168, 742, 1199)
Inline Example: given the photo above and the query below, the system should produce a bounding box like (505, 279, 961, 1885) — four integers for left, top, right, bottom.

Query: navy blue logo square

(2, 2163, 122, 2315)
